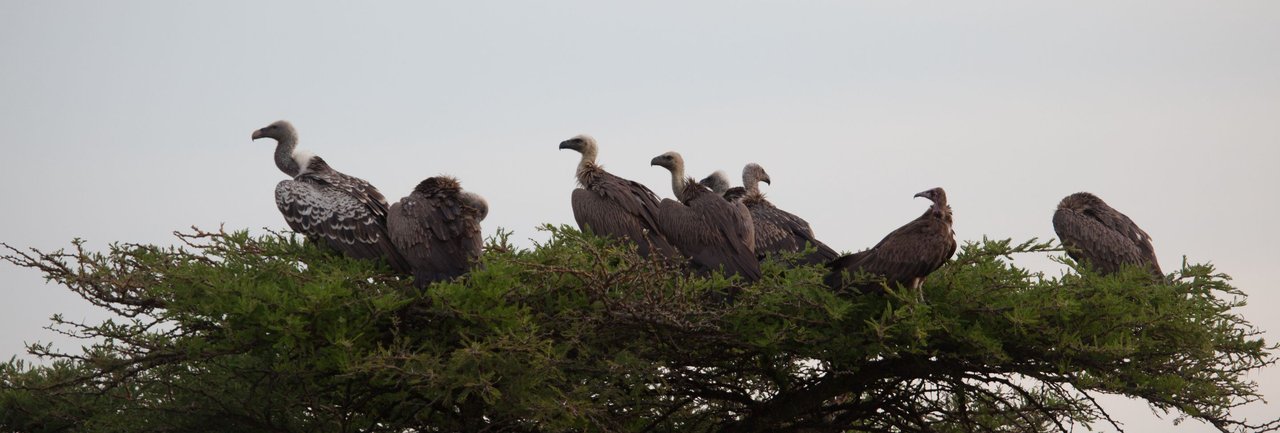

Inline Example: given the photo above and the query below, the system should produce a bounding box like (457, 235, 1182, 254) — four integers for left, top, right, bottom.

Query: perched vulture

(651, 152, 761, 282)
(559, 135, 676, 258)
(825, 187, 956, 293)
(1052, 192, 1162, 278)
(388, 176, 487, 287)
(737, 163, 838, 265)
(251, 120, 410, 273)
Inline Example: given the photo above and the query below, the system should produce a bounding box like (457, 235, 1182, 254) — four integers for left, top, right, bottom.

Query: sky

(1, 1, 1277, 431)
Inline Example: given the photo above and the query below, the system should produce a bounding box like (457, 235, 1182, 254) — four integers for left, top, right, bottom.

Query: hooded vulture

(251, 120, 410, 273)
(1052, 192, 1162, 278)
(736, 163, 838, 265)
(651, 152, 761, 282)
(559, 135, 676, 258)
(388, 176, 487, 287)
(825, 187, 956, 293)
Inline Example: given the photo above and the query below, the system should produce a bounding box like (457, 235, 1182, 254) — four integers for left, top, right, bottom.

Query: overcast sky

(2, 1, 1277, 431)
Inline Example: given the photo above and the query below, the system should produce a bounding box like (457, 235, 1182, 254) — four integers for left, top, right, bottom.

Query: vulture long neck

(928, 197, 953, 226)
(667, 161, 689, 199)
(575, 146, 600, 185)
(273, 131, 303, 177)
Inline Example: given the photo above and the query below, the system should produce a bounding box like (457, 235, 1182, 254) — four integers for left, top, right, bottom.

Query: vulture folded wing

(389, 192, 484, 285)
(835, 219, 955, 291)
(749, 204, 839, 263)
(1053, 208, 1150, 275)
(572, 175, 674, 257)
(276, 178, 410, 273)
(657, 196, 761, 282)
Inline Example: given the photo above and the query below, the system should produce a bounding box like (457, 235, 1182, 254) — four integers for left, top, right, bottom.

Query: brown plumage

(737, 163, 838, 265)
(825, 187, 956, 293)
(388, 176, 486, 287)
(652, 152, 760, 282)
(1052, 192, 1162, 278)
(253, 121, 411, 274)
(560, 135, 676, 258)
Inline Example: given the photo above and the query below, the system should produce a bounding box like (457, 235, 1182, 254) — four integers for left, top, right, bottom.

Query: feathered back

(389, 176, 486, 287)
(1053, 192, 1161, 278)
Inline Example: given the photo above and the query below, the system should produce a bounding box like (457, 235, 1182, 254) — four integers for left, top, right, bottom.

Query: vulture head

(461, 191, 490, 221)
(915, 187, 952, 221)
(559, 134, 599, 162)
(651, 151, 691, 198)
(914, 187, 948, 205)
(742, 163, 771, 194)
(699, 170, 732, 194)
(1058, 192, 1104, 213)
(649, 151, 684, 171)
(251, 120, 296, 142)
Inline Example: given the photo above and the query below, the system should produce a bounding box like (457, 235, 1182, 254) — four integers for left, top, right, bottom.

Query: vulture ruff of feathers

(1052, 192, 1162, 278)
(253, 120, 410, 274)
(388, 176, 487, 287)
(825, 187, 956, 293)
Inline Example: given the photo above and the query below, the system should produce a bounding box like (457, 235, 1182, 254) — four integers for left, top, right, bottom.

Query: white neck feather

(292, 150, 316, 176)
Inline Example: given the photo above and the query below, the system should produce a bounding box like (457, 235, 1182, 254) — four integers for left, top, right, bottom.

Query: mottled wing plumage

(275, 177, 410, 273)
(1053, 207, 1160, 276)
(573, 169, 675, 257)
(388, 181, 485, 287)
(746, 200, 839, 265)
(656, 186, 761, 282)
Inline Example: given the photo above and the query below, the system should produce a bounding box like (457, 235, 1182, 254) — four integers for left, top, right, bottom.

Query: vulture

(388, 176, 487, 287)
(651, 152, 761, 282)
(825, 187, 956, 293)
(559, 135, 676, 258)
(251, 120, 410, 273)
(1052, 192, 1163, 278)
(736, 163, 838, 265)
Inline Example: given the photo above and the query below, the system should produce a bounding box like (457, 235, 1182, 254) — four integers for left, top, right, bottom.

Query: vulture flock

(250, 121, 1166, 294)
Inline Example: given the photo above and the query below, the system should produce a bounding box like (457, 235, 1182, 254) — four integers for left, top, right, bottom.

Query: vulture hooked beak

(251, 129, 265, 140)
(558, 139, 582, 151)
(649, 156, 666, 167)
(913, 190, 931, 200)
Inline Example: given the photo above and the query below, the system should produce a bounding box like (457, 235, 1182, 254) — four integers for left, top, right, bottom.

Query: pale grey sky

(1, 1, 1277, 431)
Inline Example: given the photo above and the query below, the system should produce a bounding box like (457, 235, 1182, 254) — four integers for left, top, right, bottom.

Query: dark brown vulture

(825, 187, 956, 293)
(388, 176, 486, 287)
(651, 152, 760, 282)
(559, 135, 676, 258)
(1052, 192, 1162, 278)
(737, 163, 838, 265)
(251, 120, 410, 273)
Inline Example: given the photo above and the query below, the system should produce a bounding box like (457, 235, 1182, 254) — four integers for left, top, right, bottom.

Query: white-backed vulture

(651, 152, 761, 282)
(251, 120, 410, 273)
(737, 163, 838, 265)
(559, 135, 676, 258)
(388, 176, 486, 287)
(1052, 192, 1162, 278)
(825, 187, 956, 293)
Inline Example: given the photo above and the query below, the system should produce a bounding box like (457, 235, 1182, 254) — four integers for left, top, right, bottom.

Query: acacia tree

(0, 226, 1275, 433)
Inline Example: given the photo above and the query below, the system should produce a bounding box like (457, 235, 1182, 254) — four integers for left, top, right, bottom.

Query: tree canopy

(1, 226, 1275, 433)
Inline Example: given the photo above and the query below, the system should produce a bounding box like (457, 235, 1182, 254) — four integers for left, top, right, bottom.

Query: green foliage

(0, 227, 1274, 433)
